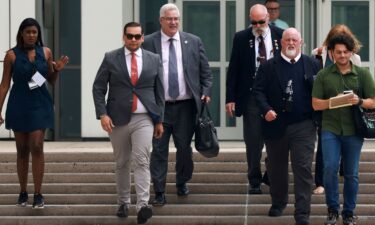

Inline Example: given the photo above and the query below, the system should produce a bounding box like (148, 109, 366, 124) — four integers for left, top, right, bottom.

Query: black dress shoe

(248, 185, 262, 194)
(262, 172, 270, 186)
(177, 183, 189, 196)
(268, 205, 286, 217)
(137, 205, 153, 224)
(152, 192, 166, 206)
(116, 204, 128, 218)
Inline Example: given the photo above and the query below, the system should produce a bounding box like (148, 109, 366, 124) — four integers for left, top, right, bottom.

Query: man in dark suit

(142, 3, 212, 206)
(92, 22, 164, 224)
(225, 4, 283, 194)
(253, 28, 321, 225)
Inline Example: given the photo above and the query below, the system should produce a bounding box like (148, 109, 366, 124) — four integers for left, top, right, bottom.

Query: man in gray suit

(143, 3, 212, 206)
(92, 22, 164, 224)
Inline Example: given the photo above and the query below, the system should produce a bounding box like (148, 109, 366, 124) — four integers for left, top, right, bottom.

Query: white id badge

(31, 71, 46, 86)
(28, 80, 38, 90)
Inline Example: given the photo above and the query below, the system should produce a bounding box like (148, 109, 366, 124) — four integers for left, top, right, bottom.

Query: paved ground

(1, 139, 375, 153)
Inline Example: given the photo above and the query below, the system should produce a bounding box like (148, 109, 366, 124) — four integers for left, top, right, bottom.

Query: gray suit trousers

(109, 113, 153, 211)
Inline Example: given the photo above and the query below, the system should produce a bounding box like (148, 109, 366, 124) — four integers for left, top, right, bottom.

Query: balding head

(249, 4, 269, 36)
(281, 28, 303, 59)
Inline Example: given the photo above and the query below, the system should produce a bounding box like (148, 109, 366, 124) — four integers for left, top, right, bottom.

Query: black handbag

(194, 102, 219, 158)
(352, 106, 375, 138)
(352, 74, 375, 138)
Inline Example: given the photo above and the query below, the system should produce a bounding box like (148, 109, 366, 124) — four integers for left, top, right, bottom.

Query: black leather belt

(165, 99, 193, 105)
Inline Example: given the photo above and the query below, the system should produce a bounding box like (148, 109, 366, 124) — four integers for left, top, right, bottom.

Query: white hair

(159, 3, 180, 18)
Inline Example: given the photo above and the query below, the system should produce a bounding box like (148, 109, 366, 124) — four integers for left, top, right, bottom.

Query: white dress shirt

(124, 47, 147, 113)
(161, 30, 192, 101)
(255, 27, 274, 67)
(281, 52, 302, 64)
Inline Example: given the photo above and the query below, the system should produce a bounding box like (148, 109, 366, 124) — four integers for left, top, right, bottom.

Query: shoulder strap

(357, 73, 363, 98)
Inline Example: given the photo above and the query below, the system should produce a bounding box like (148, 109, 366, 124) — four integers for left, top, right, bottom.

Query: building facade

(0, 0, 374, 140)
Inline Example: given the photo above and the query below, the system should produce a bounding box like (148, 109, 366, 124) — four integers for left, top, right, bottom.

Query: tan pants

(109, 113, 153, 211)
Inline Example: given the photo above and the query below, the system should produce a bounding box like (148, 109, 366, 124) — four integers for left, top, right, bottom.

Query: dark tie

(258, 36, 267, 65)
(131, 52, 138, 112)
(168, 38, 179, 99)
(290, 58, 296, 64)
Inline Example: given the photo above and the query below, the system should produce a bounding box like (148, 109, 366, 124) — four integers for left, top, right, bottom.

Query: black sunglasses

(125, 33, 143, 40)
(251, 20, 266, 25)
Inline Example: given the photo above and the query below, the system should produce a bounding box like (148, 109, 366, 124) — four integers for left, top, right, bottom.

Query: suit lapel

(138, 49, 149, 84)
(153, 32, 163, 57)
(179, 31, 188, 72)
(270, 27, 281, 54)
(248, 28, 256, 64)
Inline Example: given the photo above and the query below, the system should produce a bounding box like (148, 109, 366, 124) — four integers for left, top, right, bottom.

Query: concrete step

(2, 161, 375, 173)
(1, 150, 375, 162)
(0, 215, 374, 225)
(2, 183, 375, 194)
(2, 193, 375, 205)
(2, 172, 375, 183)
(1, 204, 375, 216)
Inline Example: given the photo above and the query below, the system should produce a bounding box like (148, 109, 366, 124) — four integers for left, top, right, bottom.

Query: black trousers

(265, 119, 316, 223)
(243, 96, 264, 187)
(150, 99, 196, 193)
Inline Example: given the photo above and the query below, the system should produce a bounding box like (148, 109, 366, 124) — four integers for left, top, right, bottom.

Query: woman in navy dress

(0, 18, 68, 209)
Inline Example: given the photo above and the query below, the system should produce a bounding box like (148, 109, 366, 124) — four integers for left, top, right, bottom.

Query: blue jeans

(321, 131, 363, 215)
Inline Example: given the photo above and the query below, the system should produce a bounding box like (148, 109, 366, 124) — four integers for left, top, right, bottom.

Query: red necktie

(131, 52, 138, 112)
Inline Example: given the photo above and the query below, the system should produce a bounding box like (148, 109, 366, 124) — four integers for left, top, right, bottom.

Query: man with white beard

(253, 28, 321, 225)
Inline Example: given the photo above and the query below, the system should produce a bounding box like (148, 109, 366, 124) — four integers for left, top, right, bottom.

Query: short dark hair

(264, 0, 279, 4)
(16, 18, 44, 48)
(123, 22, 143, 35)
(327, 34, 355, 52)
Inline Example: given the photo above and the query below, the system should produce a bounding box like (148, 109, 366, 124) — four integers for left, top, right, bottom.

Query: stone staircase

(1, 142, 375, 225)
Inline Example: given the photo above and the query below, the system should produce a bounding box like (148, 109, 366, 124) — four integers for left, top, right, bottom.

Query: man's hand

(201, 95, 211, 103)
(100, 115, 115, 133)
(225, 102, 235, 117)
(265, 110, 277, 122)
(153, 123, 164, 139)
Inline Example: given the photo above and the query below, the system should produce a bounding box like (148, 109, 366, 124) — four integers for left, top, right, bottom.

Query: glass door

(175, 0, 245, 140)
(318, 0, 374, 75)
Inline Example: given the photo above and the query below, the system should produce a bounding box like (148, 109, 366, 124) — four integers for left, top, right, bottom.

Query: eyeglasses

(251, 20, 266, 25)
(162, 17, 180, 22)
(125, 33, 143, 40)
(267, 7, 279, 12)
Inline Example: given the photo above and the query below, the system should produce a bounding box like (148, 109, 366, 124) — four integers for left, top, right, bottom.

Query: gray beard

(252, 26, 267, 36)
(285, 49, 297, 58)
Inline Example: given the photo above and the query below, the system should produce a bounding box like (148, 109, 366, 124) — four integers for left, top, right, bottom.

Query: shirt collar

(124, 47, 142, 57)
(161, 30, 180, 43)
(281, 52, 301, 64)
(330, 62, 358, 76)
(255, 26, 270, 39)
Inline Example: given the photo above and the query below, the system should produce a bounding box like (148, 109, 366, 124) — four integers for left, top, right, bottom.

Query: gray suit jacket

(92, 47, 164, 125)
(143, 31, 212, 113)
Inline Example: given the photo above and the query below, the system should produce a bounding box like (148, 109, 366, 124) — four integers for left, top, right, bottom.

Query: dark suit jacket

(253, 54, 321, 139)
(226, 25, 283, 117)
(142, 31, 212, 114)
(92, 47, 165, 125)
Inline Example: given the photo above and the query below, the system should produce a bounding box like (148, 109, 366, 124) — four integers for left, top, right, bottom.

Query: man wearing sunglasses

(226, 4, 283, 195)
(143, 3, 212, 207)
(93, 22, 164, 224)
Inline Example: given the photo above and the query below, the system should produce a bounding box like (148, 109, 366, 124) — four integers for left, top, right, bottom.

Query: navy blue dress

(5, 46, 54, 132)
